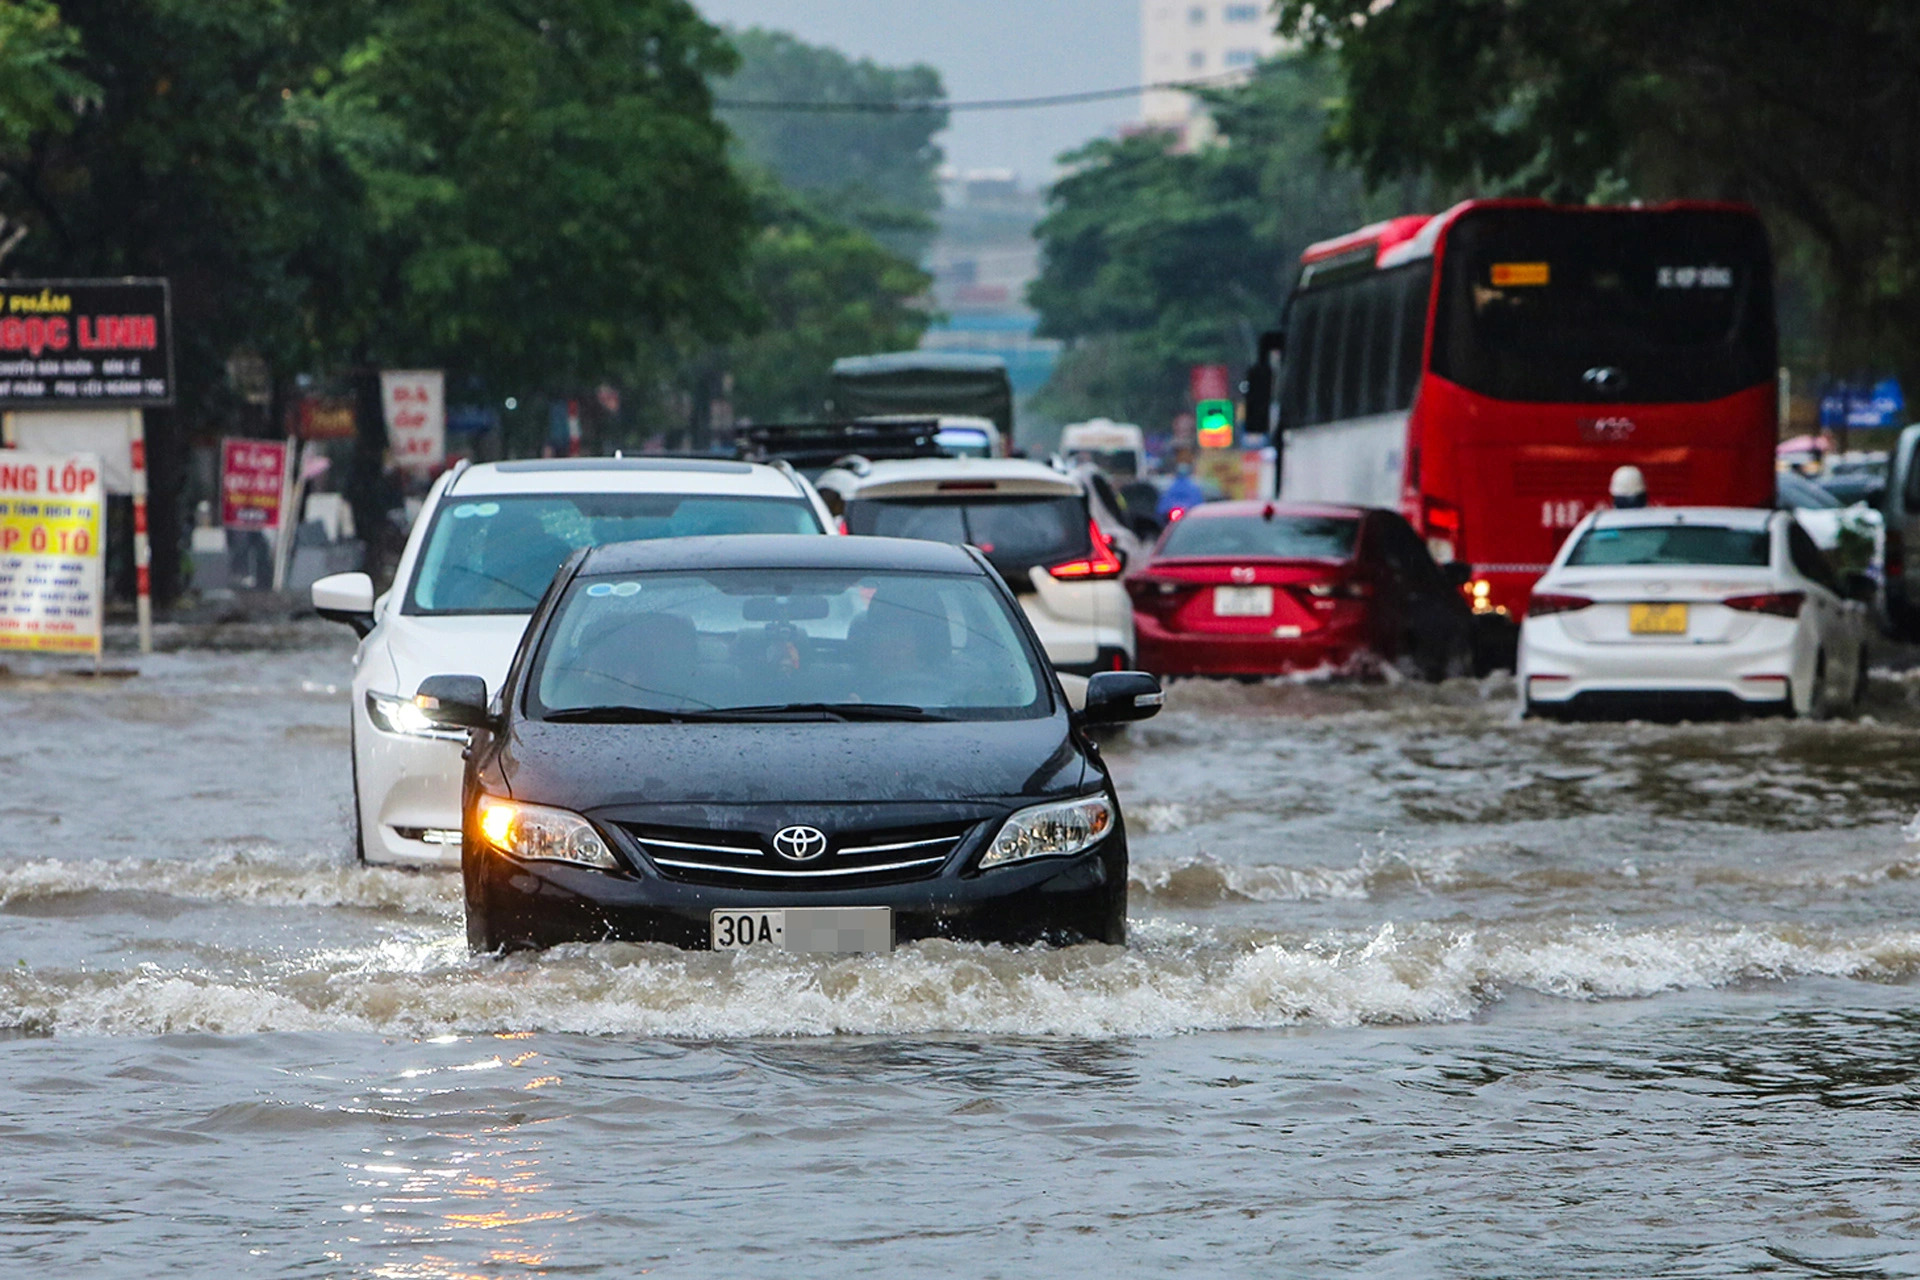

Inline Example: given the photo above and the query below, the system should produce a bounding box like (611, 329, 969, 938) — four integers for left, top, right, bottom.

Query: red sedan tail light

(1528, 592, 1594, 617)
(1724, 591, 1804, 618)
(1049, 521, 1124, 580)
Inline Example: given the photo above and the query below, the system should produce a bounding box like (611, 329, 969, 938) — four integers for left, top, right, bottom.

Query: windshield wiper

(542, 705, 705, 724)
(698, 702, 953, 722)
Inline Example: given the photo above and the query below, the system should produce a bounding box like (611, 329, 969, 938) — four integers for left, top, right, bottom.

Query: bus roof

(1299, 199, 1766, 274)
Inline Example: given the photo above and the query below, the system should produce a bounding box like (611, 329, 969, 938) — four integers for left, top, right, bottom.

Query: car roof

(444, 457, 806, 498)
(823, 456, 1080, 496)
(1178, 500, 1370, 520)
(580, 533, 987, 577)
(1586, 506, 1775, 531)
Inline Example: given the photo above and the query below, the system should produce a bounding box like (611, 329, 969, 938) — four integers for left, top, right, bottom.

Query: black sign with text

(0, 278, 174, 408)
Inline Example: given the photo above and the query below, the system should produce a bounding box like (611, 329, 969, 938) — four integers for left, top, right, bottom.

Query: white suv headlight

(474, 795, 619, 870)
(365, 690, 469, 741)
(979, 795, 1115, 870)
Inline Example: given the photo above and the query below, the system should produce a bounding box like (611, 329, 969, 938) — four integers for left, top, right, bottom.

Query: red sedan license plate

(1213, 585, 1273, 617)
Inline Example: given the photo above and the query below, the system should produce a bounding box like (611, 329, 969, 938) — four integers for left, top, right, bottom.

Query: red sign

(221, 438, 288, 531)
(295, 395, 357, 441)
(1189, 363, 1231, 404)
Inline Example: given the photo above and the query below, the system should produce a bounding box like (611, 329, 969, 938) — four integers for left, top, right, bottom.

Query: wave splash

(0, 851, 460, 918)
(4, 920, 1914, 1041)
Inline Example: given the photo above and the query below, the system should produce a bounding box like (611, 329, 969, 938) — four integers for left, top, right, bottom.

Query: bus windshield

(1432, 207, 1775, 405)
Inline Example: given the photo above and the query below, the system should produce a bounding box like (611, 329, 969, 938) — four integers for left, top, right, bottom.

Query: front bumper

(462, 829, 1129, 952)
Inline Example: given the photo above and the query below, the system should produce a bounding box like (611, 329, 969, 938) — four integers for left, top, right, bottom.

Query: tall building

(1140, 0, 1285, 141)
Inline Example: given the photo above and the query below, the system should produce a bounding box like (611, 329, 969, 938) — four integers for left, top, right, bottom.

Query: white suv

(814, 457, 1135, 689)
(311, 456, 834, 867)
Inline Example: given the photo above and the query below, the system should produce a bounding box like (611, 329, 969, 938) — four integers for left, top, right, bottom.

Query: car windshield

(844, 495, 1090, 579)
(407, 493, 823, 614)
(937, 428, 994, 458)
(1158, 514, 1358, 560)
(530, 568, 1048, 720)
(1566, 523, 1771, 567)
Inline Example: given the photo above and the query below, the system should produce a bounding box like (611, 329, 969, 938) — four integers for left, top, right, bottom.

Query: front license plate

(1628, 602, 1688, 634)
(1213, 585, 1274, 617)
(709, 907, 893, 954)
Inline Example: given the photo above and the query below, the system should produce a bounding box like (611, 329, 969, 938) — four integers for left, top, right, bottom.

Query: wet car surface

(5, 630, 1920, 1275)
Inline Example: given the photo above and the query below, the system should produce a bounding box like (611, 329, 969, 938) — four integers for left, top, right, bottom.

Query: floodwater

(5, 631, 1920, 1276)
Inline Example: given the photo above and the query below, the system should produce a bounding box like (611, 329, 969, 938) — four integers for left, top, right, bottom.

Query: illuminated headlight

(365, 690, 468, 741)
(474, 795, 618, 871)
(979, 795, 1115, 870)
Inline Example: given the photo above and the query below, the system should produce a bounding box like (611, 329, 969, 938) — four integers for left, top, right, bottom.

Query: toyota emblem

(771, 825, 829, 862)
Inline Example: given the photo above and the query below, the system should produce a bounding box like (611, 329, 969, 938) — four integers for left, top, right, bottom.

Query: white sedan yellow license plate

(709, 907, 893, 954)
(1213, 585, 1274, 617)
(1628, 602, 1688, 635)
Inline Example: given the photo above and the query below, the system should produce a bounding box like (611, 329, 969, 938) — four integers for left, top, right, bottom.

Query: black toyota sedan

(413, 534, 1163, 954)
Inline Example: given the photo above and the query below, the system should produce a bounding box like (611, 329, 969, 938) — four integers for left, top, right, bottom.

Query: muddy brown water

(4, 634, 1920, 1276)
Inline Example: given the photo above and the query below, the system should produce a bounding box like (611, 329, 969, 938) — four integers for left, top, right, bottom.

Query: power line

(714, 70, 1257, 114)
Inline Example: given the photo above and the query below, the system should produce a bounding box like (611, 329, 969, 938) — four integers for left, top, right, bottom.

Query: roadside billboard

(382, 370, 445, 472)
(221, 438, 289, 532)
(0, 279, 174, 408)
(0, 451, 105, 655)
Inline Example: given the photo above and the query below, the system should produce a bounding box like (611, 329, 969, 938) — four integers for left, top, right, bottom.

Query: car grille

(619, 821, 975, 888)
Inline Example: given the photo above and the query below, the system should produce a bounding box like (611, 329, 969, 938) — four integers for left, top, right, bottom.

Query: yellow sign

(1491, 261, 1551, 287)
(0, 452, 105, 654)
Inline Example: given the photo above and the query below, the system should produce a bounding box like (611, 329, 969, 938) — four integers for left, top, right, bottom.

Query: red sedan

(1126, 501, 1475, 679)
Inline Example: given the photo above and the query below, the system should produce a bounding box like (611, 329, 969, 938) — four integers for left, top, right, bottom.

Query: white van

(1059, 419, 1147, 480)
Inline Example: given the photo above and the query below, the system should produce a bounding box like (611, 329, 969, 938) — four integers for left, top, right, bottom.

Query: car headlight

(979, 795, 1115, 870)
(474, 795, 619, 871)
(365, 690, 469, 741)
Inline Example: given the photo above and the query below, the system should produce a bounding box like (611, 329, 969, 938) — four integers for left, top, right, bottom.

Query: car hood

(377, 612, 534, 699)
(498, 716, 1090, 821)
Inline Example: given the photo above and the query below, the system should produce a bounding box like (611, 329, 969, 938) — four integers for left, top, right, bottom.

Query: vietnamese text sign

(221, 438, 288, 532)
(382, 370, 445, 471)
(0, 279, 173, 408)
(0, 451, 105, 655)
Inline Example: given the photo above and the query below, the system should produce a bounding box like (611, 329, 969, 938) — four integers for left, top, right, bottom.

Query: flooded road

(5, 632, 1920, 1276)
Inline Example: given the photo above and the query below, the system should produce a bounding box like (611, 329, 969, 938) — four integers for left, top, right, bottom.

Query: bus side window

(1391, 264, 1433, 411)
(1904, 442, 1920, 514)
(1283, 290, 1323, 428)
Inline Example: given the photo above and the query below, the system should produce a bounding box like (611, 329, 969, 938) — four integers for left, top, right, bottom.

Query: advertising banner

(0, 279, 173, 408)
(294, 395, 357, 441)
(382, 370, 445, 471)
(221, 438, 289, 532)
(0, 451, 105, 655)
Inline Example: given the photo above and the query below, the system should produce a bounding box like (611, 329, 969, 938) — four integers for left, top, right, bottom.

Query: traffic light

(1196, 398, 1235, 449)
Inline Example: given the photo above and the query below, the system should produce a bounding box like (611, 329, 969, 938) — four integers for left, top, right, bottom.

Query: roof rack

(737, 419, 946, 472)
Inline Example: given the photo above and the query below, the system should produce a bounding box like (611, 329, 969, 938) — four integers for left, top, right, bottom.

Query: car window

(1566, 522, 1771, 567)
(1787, 520, 1842, 594)
(845, 495, 1091, 579)
(1158, 513, 1358, 560)
(530, 568, 1047, 719)
(1777, 471, 1840, 509)
(407, 493, 824, 615)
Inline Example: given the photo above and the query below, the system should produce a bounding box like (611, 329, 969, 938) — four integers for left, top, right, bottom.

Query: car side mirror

(1442, 561, 1474, 588)
(414, 674, 493, 730)
(312, 571, 376, 638)
(1081, 671, 1164, 725)
(1844, 571, 1878, 604)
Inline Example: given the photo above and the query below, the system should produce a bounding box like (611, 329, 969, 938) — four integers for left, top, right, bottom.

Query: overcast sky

(695, 0, 1140, 188)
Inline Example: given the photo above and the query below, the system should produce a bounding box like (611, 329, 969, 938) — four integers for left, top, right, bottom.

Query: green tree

(1029, 56, 1400, 429)
(716, 28, 946, 260)
(722, 185, 931, 422)
(1274, 0, 1920, 381)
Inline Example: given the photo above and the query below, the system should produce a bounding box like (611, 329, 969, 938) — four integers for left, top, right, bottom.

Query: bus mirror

(1242, 330, 1285, 438)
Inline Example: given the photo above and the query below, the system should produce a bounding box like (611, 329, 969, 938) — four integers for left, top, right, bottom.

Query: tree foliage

(1276, 0, 1920, 377)
(716, 28, 946, 260)
(1029, 56, 1402, 428)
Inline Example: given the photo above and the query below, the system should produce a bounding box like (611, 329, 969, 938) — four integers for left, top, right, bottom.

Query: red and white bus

(1245, 199, 1778, 632)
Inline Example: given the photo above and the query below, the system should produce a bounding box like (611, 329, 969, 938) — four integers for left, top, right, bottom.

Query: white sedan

(1520, 507, 1870, 719)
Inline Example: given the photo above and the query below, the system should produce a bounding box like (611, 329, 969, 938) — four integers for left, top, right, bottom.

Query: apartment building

(1140, 0, 1285, 139)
